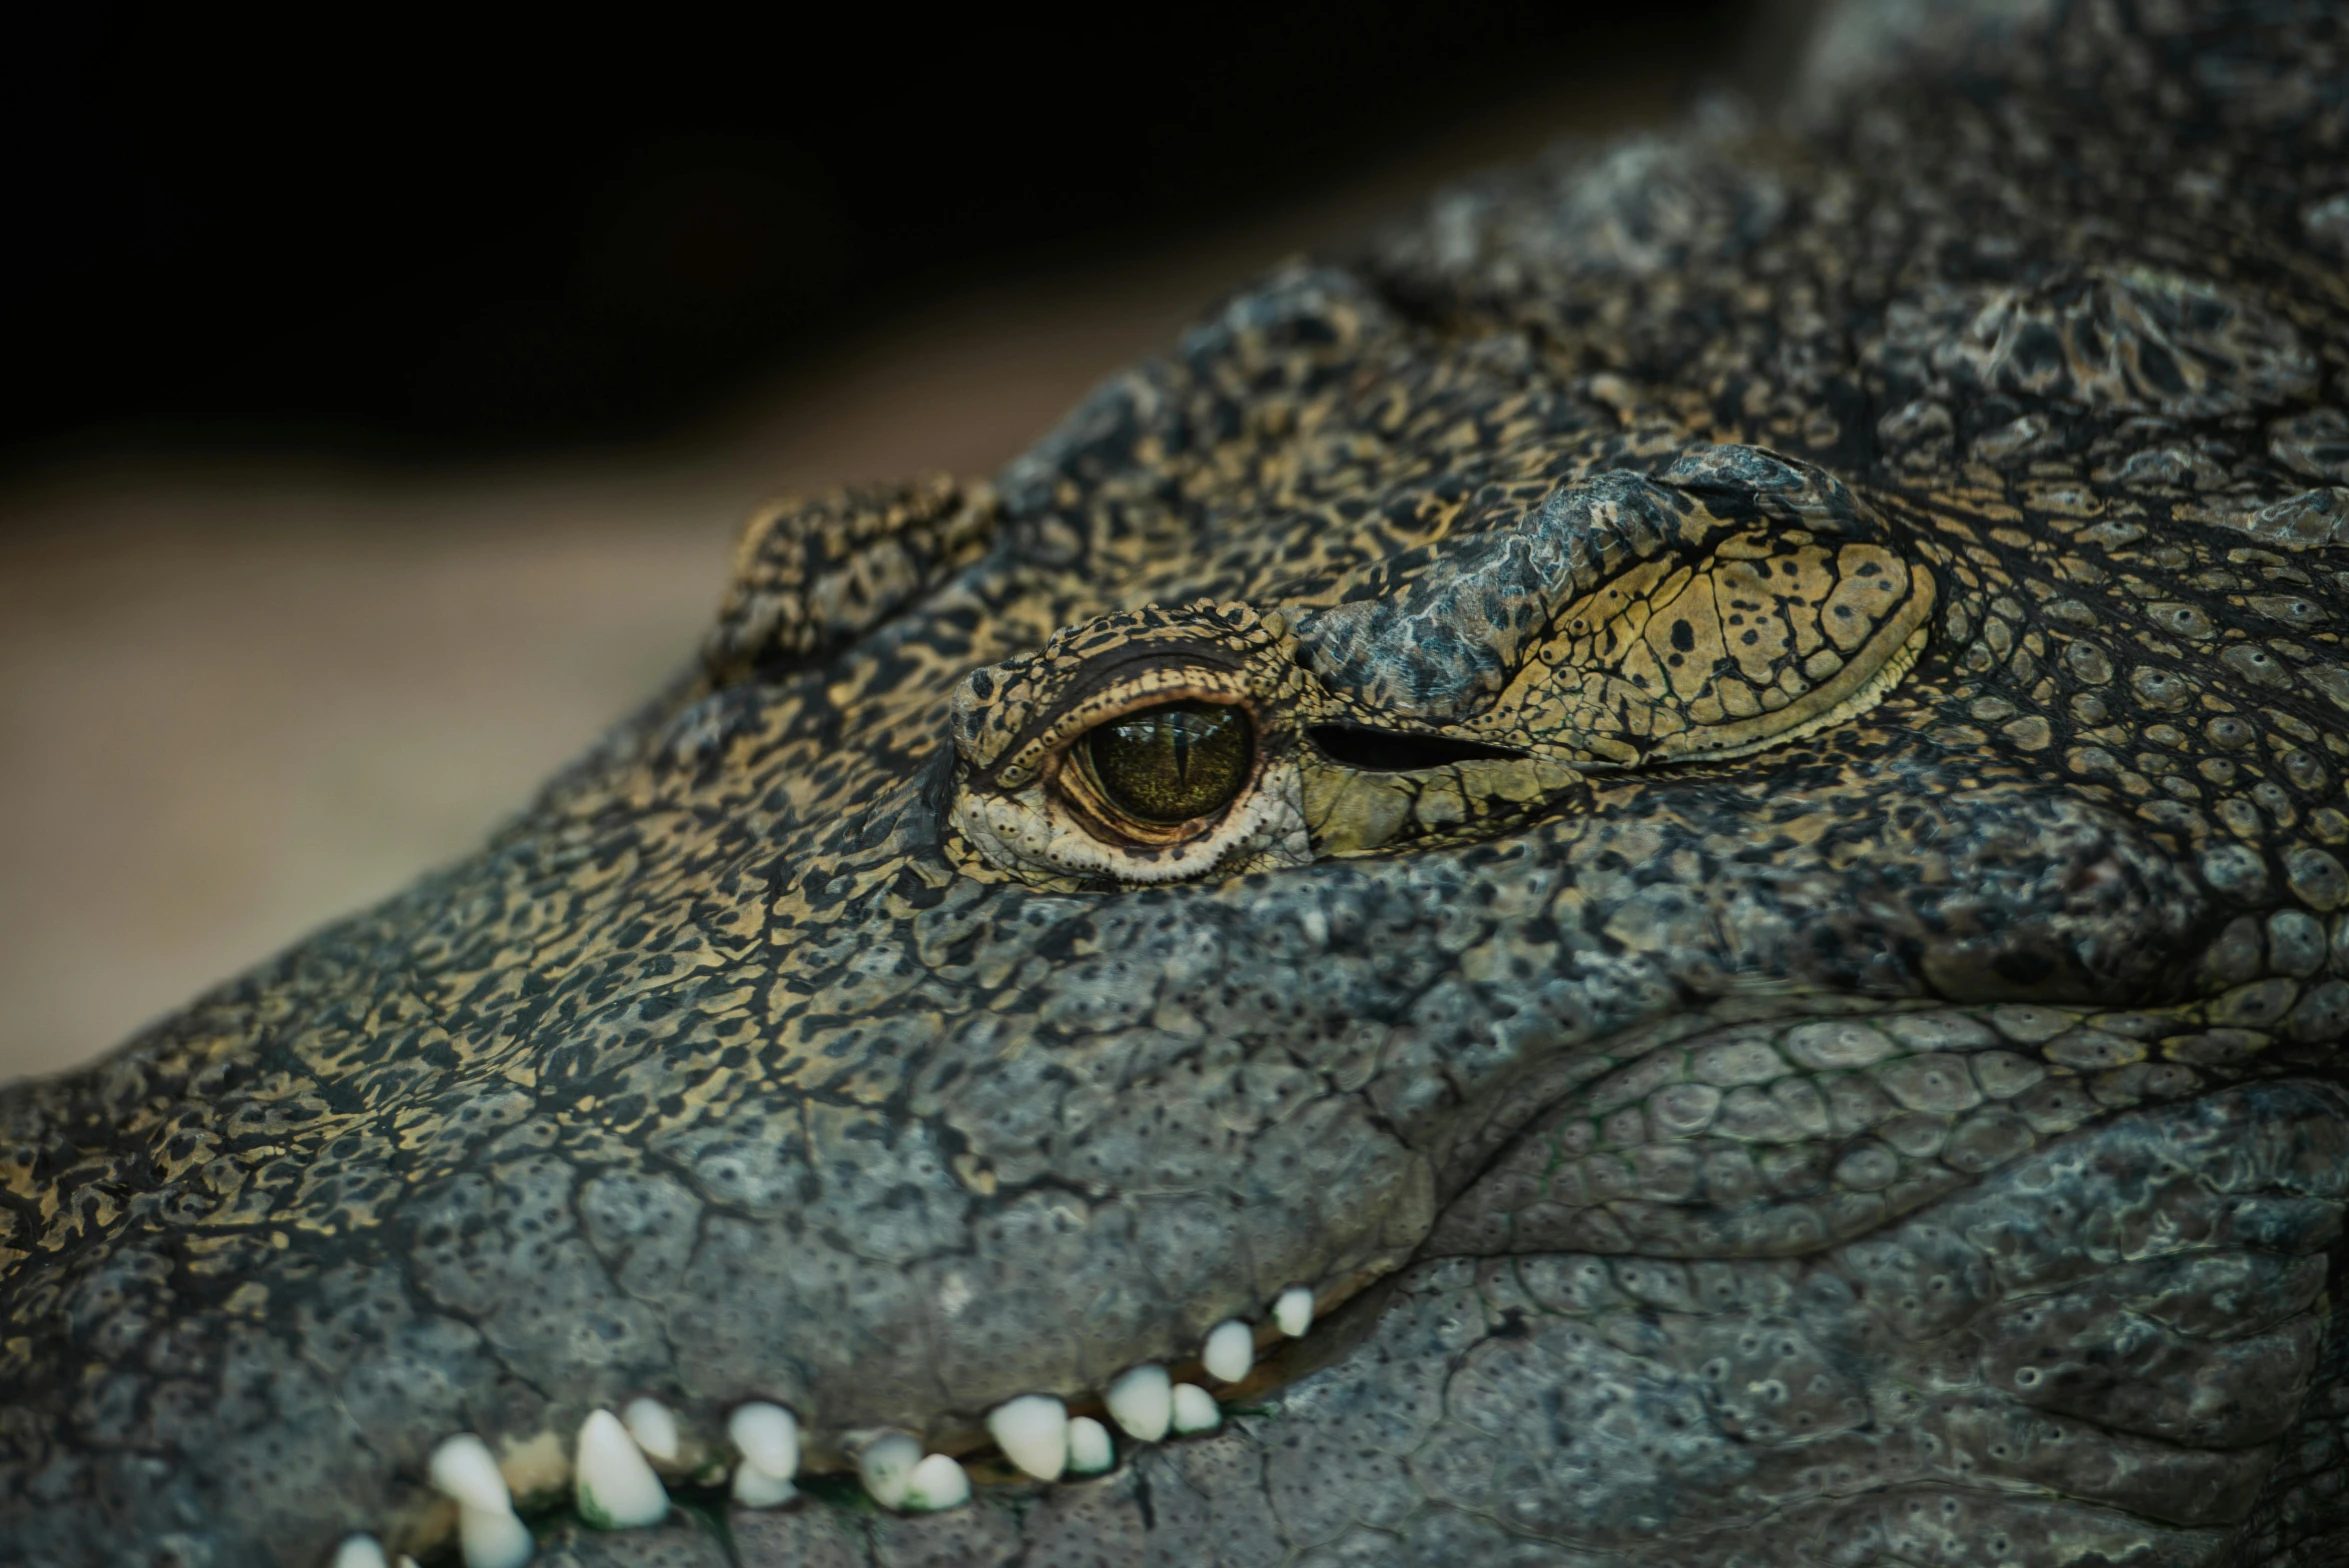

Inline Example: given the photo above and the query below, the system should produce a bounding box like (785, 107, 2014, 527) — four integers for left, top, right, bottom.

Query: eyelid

(990, 668, 1259, 786)
(1305, 726, 1527, 771)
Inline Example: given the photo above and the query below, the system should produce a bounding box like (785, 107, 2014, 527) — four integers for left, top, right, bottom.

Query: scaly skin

(8, 1, 2349, 1563)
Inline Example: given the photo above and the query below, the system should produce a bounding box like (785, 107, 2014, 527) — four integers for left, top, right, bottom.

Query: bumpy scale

(6, 2, 2349, 1566)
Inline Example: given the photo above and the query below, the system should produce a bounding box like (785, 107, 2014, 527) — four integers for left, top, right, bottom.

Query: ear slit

(1306, 726, 1526, 772)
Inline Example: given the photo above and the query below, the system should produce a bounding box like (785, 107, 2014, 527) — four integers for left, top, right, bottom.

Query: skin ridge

(7, 0, 2349, 1565)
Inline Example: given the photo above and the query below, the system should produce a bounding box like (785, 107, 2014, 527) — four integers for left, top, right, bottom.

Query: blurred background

(0, 0, 1778, 1081)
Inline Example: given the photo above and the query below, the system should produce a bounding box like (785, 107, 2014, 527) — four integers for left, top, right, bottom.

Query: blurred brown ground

(0, 72, 1690, 1084)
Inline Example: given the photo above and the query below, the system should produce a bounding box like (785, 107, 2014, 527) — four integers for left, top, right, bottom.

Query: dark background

(1, 2, 1757, 477)
(0, 1, 1778, 1080)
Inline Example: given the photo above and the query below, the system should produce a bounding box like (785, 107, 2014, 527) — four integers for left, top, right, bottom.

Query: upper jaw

(384, 739, 2199, 1476)
(2, 631, 2203, 1565)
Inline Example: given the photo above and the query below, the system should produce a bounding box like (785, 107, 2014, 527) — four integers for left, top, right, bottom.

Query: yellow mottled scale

(1467, 533, 1936, 768)
(1303, 755, 1587, 857)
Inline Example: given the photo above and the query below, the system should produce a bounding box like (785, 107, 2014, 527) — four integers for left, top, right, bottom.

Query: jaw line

(900, 985, 1917, 1481)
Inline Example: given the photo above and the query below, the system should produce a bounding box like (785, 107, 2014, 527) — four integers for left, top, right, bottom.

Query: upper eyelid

(996, 673, 1261, 783)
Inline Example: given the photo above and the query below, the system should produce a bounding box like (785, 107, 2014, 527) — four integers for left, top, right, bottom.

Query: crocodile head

(9, 1, 2349, 1565)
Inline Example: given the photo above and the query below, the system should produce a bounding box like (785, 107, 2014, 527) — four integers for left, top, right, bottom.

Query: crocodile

(9, 0, 2349, 1564)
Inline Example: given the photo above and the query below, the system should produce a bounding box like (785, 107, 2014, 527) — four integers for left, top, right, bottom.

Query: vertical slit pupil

(1082, 700, 1253, 825)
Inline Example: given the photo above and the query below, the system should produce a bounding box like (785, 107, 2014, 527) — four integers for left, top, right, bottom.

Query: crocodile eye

(1080, 700, 1253, 825)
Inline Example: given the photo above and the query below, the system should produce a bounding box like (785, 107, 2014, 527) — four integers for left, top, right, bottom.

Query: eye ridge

(1080, 700, 1254, 826)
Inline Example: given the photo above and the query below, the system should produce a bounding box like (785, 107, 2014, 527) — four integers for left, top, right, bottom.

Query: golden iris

(1080, 700, 1253, 826)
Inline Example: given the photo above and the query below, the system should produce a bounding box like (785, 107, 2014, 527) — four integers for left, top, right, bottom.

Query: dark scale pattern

(8, 1, 2349, 1564)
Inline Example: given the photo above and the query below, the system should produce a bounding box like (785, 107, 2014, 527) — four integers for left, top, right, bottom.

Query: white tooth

(622, 1397, 680, 1464)
(985, 1394, 1068, 1481)
(574, 1409, 669, 1530)
(428, 1435, 532, 1568)
(1273, 1286, 1315, 1339)
(427, 1434, 513, 1514)
(901, 1453, 971, 1511)
(1170, 1382, 1222, 1435)
(1065, 1416, 1114, 1476)
(1104, 1364, 1172, 1442)
(858, 1431, 924, 1510)
(399, 1558, 423, 1568)
(727, 1402, 800, 1481)
(457, 1505, 534, 1568)
(333, 1537, 388, 1568)
(731, 1462, 797, 1508)
(1202, 1319, 1254, 1383)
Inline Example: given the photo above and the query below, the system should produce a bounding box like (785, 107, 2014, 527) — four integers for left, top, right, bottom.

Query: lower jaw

(381, 1257, 1402, 1567)
(743, 1072, 2347, 1568)
(388, 997, 2331, 1564)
